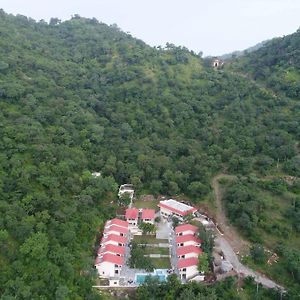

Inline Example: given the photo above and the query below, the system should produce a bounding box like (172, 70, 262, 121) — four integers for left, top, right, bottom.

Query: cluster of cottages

(95, 218, 129, 281)
(158, 199, 204, 281)
(94, 209, 156, 280)
(125, 208, 155, 226)
(175, 224, 203, 281)
(95, 195, 203, 285)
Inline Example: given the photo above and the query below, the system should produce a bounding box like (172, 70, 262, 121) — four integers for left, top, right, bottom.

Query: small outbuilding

(125, 208, 139, 226)
(141, 209, 155, 224)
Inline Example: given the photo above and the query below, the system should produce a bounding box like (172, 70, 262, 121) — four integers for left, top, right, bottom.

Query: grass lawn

(144, 247, 169, 255)
(133, 198, 159, 210)
(150, 257, 171, 269)
(133, 235, 168, 244)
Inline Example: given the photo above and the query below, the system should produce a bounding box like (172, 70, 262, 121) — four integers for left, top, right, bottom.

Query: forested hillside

(227, 28, 300, 99)
(0, 10, 299, 299)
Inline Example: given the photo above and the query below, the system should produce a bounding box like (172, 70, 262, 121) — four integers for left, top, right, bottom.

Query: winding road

(211, 174, 285, 291)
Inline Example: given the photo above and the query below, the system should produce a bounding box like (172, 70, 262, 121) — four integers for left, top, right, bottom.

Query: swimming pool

(135, 269, 168, 284)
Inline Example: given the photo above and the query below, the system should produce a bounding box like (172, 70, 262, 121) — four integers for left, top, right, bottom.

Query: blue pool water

(136, 274, 166, 284)
(135, 269, 168, 284)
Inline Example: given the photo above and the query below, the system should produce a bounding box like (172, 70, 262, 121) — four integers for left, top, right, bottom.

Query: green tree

(250, 244, 266, 264)
(139, 222, 156, 235)
(198, 252, 209, 274)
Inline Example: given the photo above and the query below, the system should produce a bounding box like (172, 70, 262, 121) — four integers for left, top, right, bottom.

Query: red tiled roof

(176, 245, 202, 256)
(98, 244, 125, 256)
(125, 208, 139, 219)
(104, 225, 128, 234)
(158, 202, 197, 216)
(175, 224, 198, 234)
(141, 209, 155, 220)
(178, 257, 198, 269)
(103, 234, 127, 244)
(95, 256, 101, 265)
(102, 253, 124, 265)
(106, 218, 128, 228)
(176, 234, 201, 244)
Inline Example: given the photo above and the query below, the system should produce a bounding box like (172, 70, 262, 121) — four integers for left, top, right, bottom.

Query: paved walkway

(138, 243, 169, 248)
(144, 254, 170, 258)
(169, 222, 179, 276)
(156, 216, 171, 239)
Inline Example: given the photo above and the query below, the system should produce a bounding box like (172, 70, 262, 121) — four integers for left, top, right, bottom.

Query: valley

(0, 9, 299, 300)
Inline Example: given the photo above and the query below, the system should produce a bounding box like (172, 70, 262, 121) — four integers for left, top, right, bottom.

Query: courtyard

(118, 215, 175, 286)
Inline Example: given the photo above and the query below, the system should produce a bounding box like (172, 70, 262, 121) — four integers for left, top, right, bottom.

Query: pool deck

(135, 269, 169, 284)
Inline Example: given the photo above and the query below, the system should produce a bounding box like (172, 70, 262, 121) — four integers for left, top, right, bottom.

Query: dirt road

(212, 174, 249, 254)
(211, 174, 285, 291)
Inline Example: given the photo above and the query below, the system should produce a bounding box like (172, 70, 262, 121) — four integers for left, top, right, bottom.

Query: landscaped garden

(128, 242, 154, 271)
(133, 235, 168, 244)
(129, 233, 170, 271)
(150, 257, 171, 269)
(143, 247, 169, 255)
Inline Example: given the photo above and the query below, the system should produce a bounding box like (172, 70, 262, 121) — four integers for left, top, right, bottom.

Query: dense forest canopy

(0, 9, 299, 299)
(226, 28, 300, 99)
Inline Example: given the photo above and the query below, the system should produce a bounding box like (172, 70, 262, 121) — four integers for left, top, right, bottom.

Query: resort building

(98, 244, 126, 257)
(105, 218, 129, 230)
(141, 209, 155, 224)
(176, 234, 202, 247)
(158, 199, 197, 220)
(125, 208, 139, 226)
(178, 257, 199, 281)
(176, 245, 203, 259)
(175, 224, 198, 236)
(101, 234, 127, 247)
(104, 225, 128, 237)
(96, 218, 128, 279)
(95, 253, 124, 278)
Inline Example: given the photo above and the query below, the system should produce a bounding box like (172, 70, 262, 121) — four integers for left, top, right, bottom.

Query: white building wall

(142, 219, 154, 224)
(178, 252, 199, 259)
(102, 240, 124, 247)
(160, 207, 184, 220)
(176, 230, 196, 236)
(160, 207, 172, 217)
(179, 265, 198, 280)
(109, 279, 120, 286)
(100, 250, 123, 257)
(177, 240, 201, 247)
(96, 261, 121, 278)
(104, 230, 127, 237)
(127, 218, 138, 226)
(186, 265, 199, 279)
